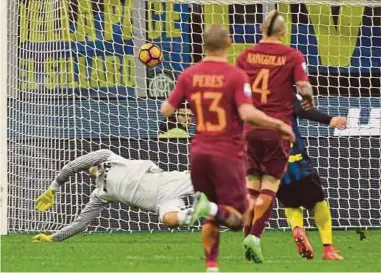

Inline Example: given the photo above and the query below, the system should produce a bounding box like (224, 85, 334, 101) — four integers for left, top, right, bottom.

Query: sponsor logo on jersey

(334, 108, 381, 136)
(288, 153, 303, 163)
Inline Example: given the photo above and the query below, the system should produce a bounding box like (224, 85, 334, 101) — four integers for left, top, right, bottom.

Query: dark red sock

(215, 205, 243, 231)
(202, 219, 220, 268)
(250, 189, 276, 237)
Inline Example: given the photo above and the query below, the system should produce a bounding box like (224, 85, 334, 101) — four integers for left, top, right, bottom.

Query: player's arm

(239, 104, 295, 142)
(160, 74, 187, 117)
(35, 149, 112, 212)
(293, 97, 347, 128)
(293, 51, 314, 105)
(32, 193, 108, 242)
(235, 73, 295, 142)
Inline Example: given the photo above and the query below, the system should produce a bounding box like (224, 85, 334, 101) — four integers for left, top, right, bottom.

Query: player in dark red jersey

(161, 24, 295, 272)
(236, 10, 314, 263)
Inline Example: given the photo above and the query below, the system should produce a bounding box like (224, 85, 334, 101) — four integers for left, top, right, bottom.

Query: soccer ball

(138, 43, 163, 67)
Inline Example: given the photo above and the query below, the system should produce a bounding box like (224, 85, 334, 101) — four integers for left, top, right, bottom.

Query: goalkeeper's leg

(159, 199, 194, 227)
(161, 209, 193, 227)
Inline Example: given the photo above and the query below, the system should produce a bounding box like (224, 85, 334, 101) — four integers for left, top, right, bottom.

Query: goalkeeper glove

(35, 187, 56, 211)
(32, 233, 53, 243)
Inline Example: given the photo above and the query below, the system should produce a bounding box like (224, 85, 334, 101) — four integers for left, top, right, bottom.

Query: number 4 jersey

(167, 59, 252, 159)
(236, 42, 309, 125)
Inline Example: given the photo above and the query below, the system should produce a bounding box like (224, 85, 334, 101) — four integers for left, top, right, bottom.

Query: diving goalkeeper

(32, 149, 194, 242)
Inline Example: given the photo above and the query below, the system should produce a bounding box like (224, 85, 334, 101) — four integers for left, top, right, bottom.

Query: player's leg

(278, 181, 314, 259)
(301, 174, 343, 260)
(243, 175, 279, 263)
(189, 152, 221, 271)
(202, 218, 220, 271)
(244, 174, 261, 237)
(159, 199, 193, 227)
(244, 132, 291, 263)
(189, 155, 246, 231)
(243, 130, 263, 238)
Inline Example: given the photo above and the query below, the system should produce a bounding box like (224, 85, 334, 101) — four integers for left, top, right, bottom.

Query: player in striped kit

(277, 96, 346, 260)
(32, 149, 194, 242)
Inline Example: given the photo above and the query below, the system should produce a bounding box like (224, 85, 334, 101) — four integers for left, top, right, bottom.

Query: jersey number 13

(191, 92, 227, 132)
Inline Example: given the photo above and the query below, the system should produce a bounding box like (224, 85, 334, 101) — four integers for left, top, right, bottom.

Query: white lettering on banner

(334, 108, 381, 136)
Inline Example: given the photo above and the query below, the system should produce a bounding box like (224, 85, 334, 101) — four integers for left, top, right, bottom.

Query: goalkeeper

(276, 96, 346, 260)
(32, 149, 194, 242)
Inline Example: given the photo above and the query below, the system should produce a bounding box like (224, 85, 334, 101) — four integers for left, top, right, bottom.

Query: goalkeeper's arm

(33, 193, 108, 242)
(53, 149, 113, 189)
(35, 149, 112, 211)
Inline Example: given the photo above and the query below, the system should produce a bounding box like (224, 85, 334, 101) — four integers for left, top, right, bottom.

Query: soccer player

(236, 10, 314, 263)
(32, 149, 194, 242)
(161, 24, 294, 272)
(277, 97, 346, 260)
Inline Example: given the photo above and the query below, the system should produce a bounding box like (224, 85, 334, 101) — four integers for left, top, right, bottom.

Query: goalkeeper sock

(284, 207, 304, 230)
(202, 218, 220, 269)
(177, 208, 193, 225)
(214, 205, 243, 231)
(250, 189, 276, 237)
(314, 200, 333, 245)
(244, 189, 260, 237)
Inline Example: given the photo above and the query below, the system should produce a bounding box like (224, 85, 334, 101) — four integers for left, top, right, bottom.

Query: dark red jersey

(236, 43, 308, 125)
(168, 60, 252, 159)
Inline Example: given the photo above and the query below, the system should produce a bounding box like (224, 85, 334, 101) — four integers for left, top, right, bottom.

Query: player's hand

(277, 123, 296, 143)
(329, 117, 347, 129)
(32, 233, 53, 243)
(301, 100, 312, 111)
(35, 187, 55, 211)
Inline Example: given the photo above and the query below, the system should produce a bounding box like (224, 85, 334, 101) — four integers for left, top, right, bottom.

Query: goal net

(6, 0, 381, 233)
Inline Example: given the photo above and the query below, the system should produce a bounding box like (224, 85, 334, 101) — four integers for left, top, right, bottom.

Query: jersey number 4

(191, 92, 227, 132)
(252, 68, 271, 103)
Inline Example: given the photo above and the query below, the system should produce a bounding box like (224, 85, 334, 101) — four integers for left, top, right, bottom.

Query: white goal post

(5, 0, 381, 234)
(0, 0, 8, 236)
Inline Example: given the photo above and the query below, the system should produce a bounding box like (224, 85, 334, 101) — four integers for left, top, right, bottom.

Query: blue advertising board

(8, 97, 381, 139)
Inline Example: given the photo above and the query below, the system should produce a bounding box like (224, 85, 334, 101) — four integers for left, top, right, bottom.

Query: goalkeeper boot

(292, 227, 314, 259)
(188, 192, 211, 227)
(243, 234, 264, 264)
(206, 267, 219, 273)
(323, 245, 344, 260)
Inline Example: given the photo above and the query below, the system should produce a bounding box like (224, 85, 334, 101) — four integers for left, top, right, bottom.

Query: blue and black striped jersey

(282, 98, 332, 184)
(282, 116, 316, 184)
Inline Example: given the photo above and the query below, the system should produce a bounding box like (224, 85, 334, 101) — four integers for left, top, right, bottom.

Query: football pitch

(1, 230, 380, 272)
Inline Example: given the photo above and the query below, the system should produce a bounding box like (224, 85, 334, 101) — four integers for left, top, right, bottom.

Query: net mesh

(7, 0, 381, 233)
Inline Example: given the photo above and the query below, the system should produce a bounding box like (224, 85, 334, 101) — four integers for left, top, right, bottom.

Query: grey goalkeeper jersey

(51, 149, 193, 241)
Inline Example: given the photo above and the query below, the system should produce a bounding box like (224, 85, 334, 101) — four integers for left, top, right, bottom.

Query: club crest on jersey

(244, 83, 252, 97)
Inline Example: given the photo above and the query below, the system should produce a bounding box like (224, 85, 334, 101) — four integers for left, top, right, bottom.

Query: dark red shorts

(190, 152, 247, 214)
(245, 129, 291, 179)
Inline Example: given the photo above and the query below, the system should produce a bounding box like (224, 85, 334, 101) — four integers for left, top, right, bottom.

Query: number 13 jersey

(167, 59, 252, 159)
(236, 42, 309, 125)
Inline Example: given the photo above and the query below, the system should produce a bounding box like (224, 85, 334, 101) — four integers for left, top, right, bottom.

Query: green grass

(1, 230, 381, 272)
